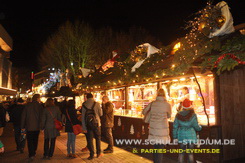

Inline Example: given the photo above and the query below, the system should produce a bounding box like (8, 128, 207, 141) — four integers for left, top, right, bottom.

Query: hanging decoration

(209, 1, 235, 38)
(190, 1, 235, 38)
(80, 67, 94, 78)
(131, 43, 160, 72)
(102, 50, 120, 71)
(130, 125, 134, 135)
(142, 125, 145, 135)
(214, 53, 245, 67)
(118, 117, 121, 127)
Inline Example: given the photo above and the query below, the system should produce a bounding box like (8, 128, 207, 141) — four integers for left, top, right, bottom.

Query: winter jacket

(65, 107, 81, 133)
(142, 96, 172, 144)
(10, 103, 25, 127)
(81, 98, 103, 131)
(173, 109, 202, 144)
(101, 102, 114, 128)
(0, 141, 3, 148)
(0, 105, 6, 128)
(41, 106, 61, 139)
(21, 101, 43, 131)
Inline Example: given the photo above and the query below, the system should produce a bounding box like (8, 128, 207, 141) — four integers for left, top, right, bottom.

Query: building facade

(0, 24, 16, 100)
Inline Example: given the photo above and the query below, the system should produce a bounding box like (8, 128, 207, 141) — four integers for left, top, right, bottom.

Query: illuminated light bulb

(172, 79, 178, 82)
(207, 74, 213, 77)
(171, 42, 181, 54)
(180, 78, 186, 81)
(172, 64, 175, 68)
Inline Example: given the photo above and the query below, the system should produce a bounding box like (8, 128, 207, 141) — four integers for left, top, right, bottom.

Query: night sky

(0, 0, 244, 72)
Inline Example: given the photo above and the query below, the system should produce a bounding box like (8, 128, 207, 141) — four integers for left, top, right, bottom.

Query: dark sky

(0, 0, 244, 72)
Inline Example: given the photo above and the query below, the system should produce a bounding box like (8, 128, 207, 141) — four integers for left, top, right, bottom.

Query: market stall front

(79, 1, 245, 161)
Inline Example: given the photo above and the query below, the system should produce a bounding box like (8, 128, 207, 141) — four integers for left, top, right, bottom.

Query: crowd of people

(0, 87, 202, 163)
(0, 93, 114, 161)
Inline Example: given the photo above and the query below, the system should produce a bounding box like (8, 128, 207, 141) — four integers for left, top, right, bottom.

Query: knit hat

(182, 98, 193, 109)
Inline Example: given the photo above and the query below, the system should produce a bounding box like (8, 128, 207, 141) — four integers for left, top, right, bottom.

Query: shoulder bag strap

(66, 109, 74, 126)
(91, 102, 96, 111)
(47, 107, 56, 120)
(146, 102, 153, 114)
(83, 102, 96, 111)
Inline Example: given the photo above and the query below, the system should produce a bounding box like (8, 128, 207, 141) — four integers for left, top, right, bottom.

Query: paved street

(0, 123, 176, 163)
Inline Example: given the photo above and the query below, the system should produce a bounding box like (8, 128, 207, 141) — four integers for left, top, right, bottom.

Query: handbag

(143, 102, 152, 123)
(47, 108, 63, 131)
(66, 109, 83, 135)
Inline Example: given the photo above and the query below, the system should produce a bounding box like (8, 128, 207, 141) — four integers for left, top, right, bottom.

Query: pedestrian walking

(81, 93, 103, 160)
(10, 98, 26, 153)
(173, 98, 202, 163)
(64, 100, 81, 158)
(0, 103, 6, 137)
(41, 98, 62, 160)
(142, 88, 172, 163)
(101, 96, 114, 153)
(21, 94, 43, 161)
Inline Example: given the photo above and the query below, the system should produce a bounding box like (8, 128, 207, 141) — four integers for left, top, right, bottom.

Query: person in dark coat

(21, 94, 43, 160)
(10, 98, 26, 153)
(64, 100, 81, 158)
(101, 96, 114, 153)
(41, 98, 61, 159)
(0, 103, 6, 136)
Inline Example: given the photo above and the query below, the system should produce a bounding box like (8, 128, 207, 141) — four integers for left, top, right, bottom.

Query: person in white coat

(143, 88, 172, 163)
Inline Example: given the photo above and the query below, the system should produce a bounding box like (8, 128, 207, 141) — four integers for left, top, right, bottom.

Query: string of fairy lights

(78, 1, 244, 91)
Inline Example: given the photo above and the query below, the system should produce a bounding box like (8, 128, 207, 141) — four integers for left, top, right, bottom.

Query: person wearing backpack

(81, 93, 103, 160)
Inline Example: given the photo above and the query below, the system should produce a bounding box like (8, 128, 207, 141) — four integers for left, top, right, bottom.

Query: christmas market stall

(78, 1, 245, 162)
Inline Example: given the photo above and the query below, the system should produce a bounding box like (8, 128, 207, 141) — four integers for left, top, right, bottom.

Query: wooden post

(125, 86, 129, 110)
(157, 81, 161, 90)
(213, 72, 221, 126)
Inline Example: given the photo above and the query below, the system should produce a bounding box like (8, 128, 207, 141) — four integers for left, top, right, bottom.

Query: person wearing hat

(173, 98, 202, 163)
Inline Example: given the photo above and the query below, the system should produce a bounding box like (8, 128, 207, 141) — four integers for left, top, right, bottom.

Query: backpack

(83, 102, 98, 128)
